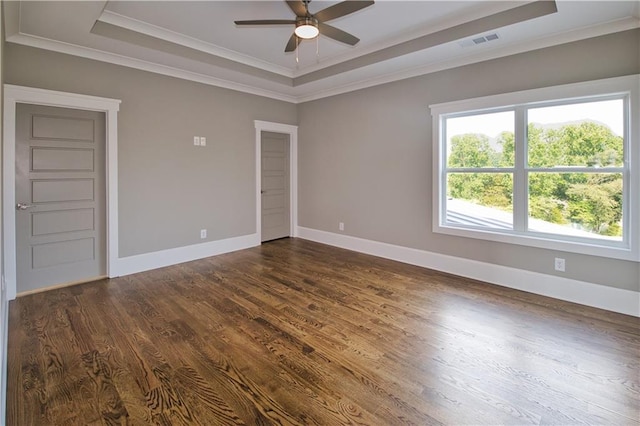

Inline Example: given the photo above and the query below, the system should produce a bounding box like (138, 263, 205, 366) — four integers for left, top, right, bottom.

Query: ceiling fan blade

(285, 33, 298, 52)
(314, 0, 374, 22)
(318, 22, 359, 45)
(234, 20, 296, 25)
(286, 0, 307, 17)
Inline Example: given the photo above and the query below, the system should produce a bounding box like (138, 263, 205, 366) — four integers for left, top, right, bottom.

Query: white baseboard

(296, 226, 640, 317)
(114, 233, 260, 277)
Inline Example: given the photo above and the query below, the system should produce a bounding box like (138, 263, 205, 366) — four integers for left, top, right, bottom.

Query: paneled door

(261, 132, 290, 242)
(15, 104, 106, 294)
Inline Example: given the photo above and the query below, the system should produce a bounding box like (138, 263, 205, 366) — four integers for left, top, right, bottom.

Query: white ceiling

(4, 1, 639, 103)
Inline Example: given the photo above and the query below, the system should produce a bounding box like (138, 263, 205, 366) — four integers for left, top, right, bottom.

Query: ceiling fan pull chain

(316, 36, 319, 62)
(296, 37, 299, 64)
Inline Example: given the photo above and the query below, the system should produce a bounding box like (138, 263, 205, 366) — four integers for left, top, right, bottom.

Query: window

(431, 76, 639, 261)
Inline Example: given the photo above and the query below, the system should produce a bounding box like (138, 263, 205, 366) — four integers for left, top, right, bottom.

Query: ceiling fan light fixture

(295, 18, 319, 39)
(235, 0, 375, 52)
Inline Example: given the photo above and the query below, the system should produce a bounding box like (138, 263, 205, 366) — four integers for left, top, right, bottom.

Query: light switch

(193, 136, 201, 146)
(200, 137, 206, 146)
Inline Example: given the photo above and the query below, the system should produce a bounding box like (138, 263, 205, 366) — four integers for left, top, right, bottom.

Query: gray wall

(298, 29, 640, 292)
(4, 44, 297, 257)
(3, 30, 639, 293)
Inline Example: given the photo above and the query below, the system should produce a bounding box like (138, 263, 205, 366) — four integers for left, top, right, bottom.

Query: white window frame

(430, 75, 639, 261)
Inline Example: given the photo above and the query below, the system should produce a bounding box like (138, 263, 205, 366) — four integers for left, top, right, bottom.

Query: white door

(261, 132, 290, 242)
(15, 103, 106, 294)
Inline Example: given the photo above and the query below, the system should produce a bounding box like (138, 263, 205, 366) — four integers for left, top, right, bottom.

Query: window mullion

(513, 106, 527, 232)
(431, 75, 636, 261)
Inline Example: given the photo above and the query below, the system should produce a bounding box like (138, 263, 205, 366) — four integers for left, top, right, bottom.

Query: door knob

(16, 203, 35, 210)
(261, 190, 266, 194)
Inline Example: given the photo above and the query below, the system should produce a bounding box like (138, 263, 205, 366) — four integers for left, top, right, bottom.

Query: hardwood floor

(7, 238, 640, 425)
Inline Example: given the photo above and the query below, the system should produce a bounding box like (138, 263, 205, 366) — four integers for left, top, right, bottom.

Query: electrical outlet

(193, 136, 201, 146)
(554, 257, 565, 272)
(200, 229, 207, 239)
(339, 222, 344, 231)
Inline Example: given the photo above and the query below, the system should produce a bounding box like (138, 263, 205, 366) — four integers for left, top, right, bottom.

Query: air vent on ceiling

(459, 33, 500, 48)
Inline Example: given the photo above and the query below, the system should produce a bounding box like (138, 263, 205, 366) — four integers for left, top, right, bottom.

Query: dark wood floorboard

(7, 238, 640, 425)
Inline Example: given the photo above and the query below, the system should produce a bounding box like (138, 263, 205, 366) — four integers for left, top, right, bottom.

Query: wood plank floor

(7, 238, 640, 425)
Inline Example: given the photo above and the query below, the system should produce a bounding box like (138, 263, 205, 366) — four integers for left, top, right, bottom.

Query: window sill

(434, 223, 638, 262)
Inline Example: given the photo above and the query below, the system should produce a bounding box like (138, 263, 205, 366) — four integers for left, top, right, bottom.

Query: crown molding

(292, 0, 533, 78)
(295, 16, 640, 103)
(6, 15, 638, 105)
(293, 1, 535, 79)
(6, 32, 298, 103)
(98, 10, 295, 78)
(100, 2, 524, 80)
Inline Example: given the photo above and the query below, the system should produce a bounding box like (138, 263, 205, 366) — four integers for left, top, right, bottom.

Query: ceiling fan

(234, 0, 375, 52)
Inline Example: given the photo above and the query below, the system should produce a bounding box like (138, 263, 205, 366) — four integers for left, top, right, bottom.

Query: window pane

(446, 173, 513, 229)
(528, 99, 624, 167)
(446, 111, 515, 168)
(528, 172, 622, 240)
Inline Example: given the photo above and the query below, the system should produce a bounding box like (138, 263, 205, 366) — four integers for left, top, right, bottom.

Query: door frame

(3, 84, 120, 300)
(254, 120, 298, 241)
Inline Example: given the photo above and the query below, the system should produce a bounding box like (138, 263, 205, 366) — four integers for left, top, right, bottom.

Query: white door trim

(3, 84, 121, 300)
(254, 120, 298, 241)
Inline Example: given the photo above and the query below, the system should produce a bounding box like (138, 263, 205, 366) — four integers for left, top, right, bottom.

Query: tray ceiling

(4, 1, 639, 102)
